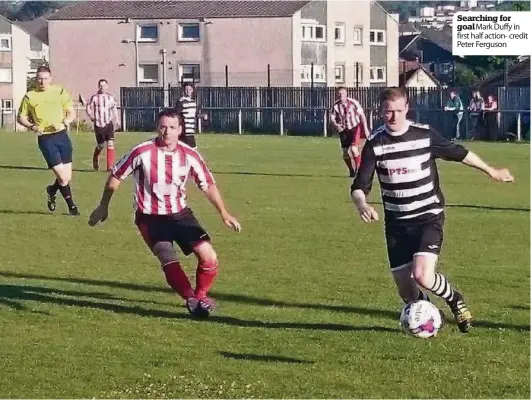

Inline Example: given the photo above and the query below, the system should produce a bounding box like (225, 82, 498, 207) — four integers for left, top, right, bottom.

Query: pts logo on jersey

(388, 167, 415, 176)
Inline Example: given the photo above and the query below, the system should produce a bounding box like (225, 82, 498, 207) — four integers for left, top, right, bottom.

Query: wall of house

(0, 18, 13, 104)
(370, 2, 387, 87)
(49, 16, 294, 103)
(326, 0, 371, 87)
(11, 25, 32, 117)
(385, 13, 399, 86)
(300, 0, 327, 87)
(406, 69, 439, 88)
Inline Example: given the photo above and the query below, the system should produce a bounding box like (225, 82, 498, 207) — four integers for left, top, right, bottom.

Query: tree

(454, 64, 479, 87)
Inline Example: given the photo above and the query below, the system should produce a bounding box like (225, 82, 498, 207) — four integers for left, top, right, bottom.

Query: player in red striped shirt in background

(86, 79, 120, 171)
(330, 87, 371, 177)
(88, 108, 241, 318)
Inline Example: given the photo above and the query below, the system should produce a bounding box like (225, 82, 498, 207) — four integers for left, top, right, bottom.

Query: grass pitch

(0, 131, 529, 398)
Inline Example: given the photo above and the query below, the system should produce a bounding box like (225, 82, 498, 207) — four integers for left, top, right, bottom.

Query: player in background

(330, 87, 371, 177)
(86, 79, 120, 171)
(175, 83, 207, 149)
(17, 66, 79, 216)
(351, 87, 514, 333)
(88, 108, 241, 317)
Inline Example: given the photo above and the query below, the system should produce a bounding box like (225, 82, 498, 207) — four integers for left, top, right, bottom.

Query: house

(478, 57, 530, 92)
(46, 0, 399, 102)
(0, 15, 49, 129)
(399, 28, 459, 85)
(15, 16, 50, 77)
(399, 64, 441, 88)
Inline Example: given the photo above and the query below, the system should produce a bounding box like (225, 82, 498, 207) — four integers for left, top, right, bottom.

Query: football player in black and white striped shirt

(351, 87, 514, 333)
(175, 83, 206, 149)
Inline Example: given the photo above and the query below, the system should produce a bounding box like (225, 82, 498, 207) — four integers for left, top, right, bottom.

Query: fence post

(517, 112, 521, 141)
(198, 112, 202, 133)
(369, 109, 374, 131)
(323, 109, 328, 137)
(238, 109, 242, 135)
(280, 109, 284, 136)
(122, 107, 127, 132)
(464, 112, 469, 140)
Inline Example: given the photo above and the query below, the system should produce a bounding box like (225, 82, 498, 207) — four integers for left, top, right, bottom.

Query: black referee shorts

(385, 213, 444, 271)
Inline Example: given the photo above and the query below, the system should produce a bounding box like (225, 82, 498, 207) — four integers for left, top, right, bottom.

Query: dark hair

(182, 82, 194, 89)
(379, 86, 408, 105)
(98, 79, 108, 85)
(158, 108, 185, 127)
(36, 66, 51, 74)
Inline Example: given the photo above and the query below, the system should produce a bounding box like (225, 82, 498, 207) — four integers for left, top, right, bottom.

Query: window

(369, 29, 386, 45)
(334, 65, 345, 83)
(179, 64, 200, 83)
(370, 67, 386, 83)
(354, 63, 363, 83)
(301, 65, 326, 83)
(2, 99, 12, 114)
(0, 68, 12, 82)
(178, 23, 200, 42)
(334, 24, 345, 44)
(0, 36, 11, 51)
(301, 24, 326, 42)
(138, 64, 159, 83)
(353, 27, 363, 45)
(136, 24, 158, 42)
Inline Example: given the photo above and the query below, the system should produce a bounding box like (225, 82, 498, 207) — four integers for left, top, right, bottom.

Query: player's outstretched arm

(203, 184, 241, 232)
(88, 175, 121, 226)
(350, 141, 378, 222)
(462, 151, 514, 183)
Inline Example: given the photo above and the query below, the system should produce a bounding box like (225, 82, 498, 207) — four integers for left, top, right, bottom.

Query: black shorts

(385, 213, 444, 271)
(135, 207, 210, 256)
(37, 130, 73, 168)
(95, 123, 115, 145)
(339, 126, 361, 149)
(179, 134, 197, 148)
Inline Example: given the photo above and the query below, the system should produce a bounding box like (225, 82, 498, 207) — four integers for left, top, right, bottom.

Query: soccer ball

(399, 300, 443, 338)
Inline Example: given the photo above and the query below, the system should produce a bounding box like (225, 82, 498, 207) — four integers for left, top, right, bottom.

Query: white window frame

(301, 23, 326, 42)
(334, 64, 345, 83)
(136, 24, 158, 43)
(301, 64, 326, 83)
(0, 68, 12, 83)
(0, 36, 11, 51)
(334, 23, 345, 44)
(138, 63, 159, 83)
(178, 63, 201, 83)
(369, 29, 386, 46)
(178, 23, 200, 42)
(2, 99, 13, 114)
(370, 66, 386, 83)
(354, 63, 363, 83)
(353, 27, 363, 46)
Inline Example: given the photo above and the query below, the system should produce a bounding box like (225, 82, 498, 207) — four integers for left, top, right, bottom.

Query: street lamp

(122, 38, 139, 87)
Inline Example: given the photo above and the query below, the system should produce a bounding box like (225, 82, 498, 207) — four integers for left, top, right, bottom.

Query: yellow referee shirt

(18, 85, 74, 134)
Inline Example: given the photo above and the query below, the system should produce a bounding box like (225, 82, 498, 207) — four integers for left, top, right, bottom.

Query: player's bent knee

(195, 244, 218, 270)
(152, 242, 178, 266)
(97, 143, 105, 150)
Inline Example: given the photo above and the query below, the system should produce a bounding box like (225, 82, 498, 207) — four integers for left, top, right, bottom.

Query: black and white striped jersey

(176, 96, 197, 136)
(351, 121, 469, 223)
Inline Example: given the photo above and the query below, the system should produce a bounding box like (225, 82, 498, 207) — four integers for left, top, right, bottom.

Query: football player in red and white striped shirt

(86, 79, 120, 171)
(88, 108, 241, 317)
(330, 87, 370, 177)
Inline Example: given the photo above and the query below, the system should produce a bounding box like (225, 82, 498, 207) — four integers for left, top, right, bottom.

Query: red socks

(162, 261, 194, 299)
(195, 260, 218, 300)
(106, 141, 115, 171)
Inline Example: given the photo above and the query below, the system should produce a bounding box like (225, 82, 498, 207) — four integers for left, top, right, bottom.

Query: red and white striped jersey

(88, 92, 117, 127)
(331, 97, 364, 129)
(111, 138, 215, 215)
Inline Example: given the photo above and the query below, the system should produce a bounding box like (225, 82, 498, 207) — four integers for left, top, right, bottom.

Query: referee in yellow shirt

(17, 66, 79, 216)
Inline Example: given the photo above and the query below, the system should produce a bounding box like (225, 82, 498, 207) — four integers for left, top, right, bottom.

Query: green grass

(0, 131, 529, 398)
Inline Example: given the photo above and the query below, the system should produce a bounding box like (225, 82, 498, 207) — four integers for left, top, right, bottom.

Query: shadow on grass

(219, 351, 314, 364)
(0, 164, 94, 173)
(0, 272, 529, 333)
(0, 283, 399, 333)
(0, 209, 73, 216)
(212, 170, 348, 179)
(367, 201, 530, 213)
